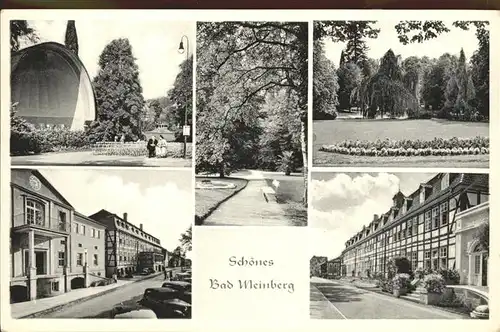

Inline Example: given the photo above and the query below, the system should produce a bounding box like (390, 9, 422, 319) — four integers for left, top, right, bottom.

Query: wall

(71, 214, 106, 277)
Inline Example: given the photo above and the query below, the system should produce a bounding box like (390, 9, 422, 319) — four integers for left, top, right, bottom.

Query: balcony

(12, 213, 70, 237)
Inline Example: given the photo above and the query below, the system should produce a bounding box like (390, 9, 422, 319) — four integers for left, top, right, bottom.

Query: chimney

(123, 213, 128, 221)
(373, 214, 379, 222)
(140, 223, 143, 230)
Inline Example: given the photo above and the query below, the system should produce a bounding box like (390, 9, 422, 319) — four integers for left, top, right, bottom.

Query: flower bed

(92, 142, 193, 158)
(320, 136, 489, 157)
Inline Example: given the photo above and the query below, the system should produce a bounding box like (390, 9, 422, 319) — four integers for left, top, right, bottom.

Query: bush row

(320, 136, 489, 157)
(92, 143, 193, 159)
(11, 127, 90, 155)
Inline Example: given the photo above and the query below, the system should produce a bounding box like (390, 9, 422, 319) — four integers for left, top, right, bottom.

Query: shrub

(423, 273, 446, 293)
(10, 106, 42, 155)
(414, 267, 425, 279)
(392, 273, 411, 290)
(387, 256, 412, 279)
(438, 269, 461, 285)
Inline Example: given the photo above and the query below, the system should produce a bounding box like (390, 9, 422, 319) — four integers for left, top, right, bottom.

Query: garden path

(203, 170, 292, 226)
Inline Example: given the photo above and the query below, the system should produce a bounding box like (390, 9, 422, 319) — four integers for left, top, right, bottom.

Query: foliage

(313, 40, 339, 118)
(392, 273, 411, 290)
(168, 55, 194, 127)
(415, 267, 425, 279)
(473, 221, 489, 254)
(10, 104, 41, 155)
(64, 20, 79, 55)
(320, 136, 489, 157)
(10, 20, 39, 53)
(196, 21, 308, 206)
(337, 62, 362, 110)
(387, 256, 412, 279)
(315, 21, 380, 65)
(88, 38, 145, 143)
(423, 273, 446, 293)
(395, 21, 451, 45)
(437, 269, 461, 285)
(179, 226, 192, 252)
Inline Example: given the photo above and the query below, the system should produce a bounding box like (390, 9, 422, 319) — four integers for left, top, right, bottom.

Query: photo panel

(195, 21, 308, 227)
(9, 19, 194, 168)
(9, 168, 192, 319)
(312, 20, 490, 168)
(309, 171, 489, 319)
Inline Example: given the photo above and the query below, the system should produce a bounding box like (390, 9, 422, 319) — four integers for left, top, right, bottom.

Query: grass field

(195, 177, 248, 222)
(313, 118, 489, 167)
(265, 175, 307, 226)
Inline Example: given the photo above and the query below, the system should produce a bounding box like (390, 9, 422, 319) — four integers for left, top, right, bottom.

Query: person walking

(164, 269, 168, 280)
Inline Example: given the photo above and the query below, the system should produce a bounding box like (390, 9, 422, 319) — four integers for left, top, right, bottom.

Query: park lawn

(195, 177, 249, 222)
(313, 118, 489, 167)
(265, 175, 307, 226)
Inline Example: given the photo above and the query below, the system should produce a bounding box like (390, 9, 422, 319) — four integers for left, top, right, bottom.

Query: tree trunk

(218, 163, 225, 178)
(300, 116, 308, 208)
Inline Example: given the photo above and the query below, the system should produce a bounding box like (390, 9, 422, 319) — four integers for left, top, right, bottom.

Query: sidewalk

(310, 284, 345, 319)
(11, 272, 162, 319)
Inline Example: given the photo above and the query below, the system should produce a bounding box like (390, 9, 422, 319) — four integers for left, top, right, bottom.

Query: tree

(88, 38, 145, 142)
(474, 221, 489, 254)
(315, 21, 380, 65)
(64, 20, 79, 55)
(10, 20, 39, 53)
(179, 226, 192, 252)
(422, 54, 457, 111)
(337, 62, 362, 110)
(196, 22, 308, 205)
(168, 55, 194, 128)
(363, 49, 417, 118)
(313, 40, 339, 119)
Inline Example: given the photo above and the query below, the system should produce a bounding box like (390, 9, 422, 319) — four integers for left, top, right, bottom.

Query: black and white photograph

(9, 168, 192, 319)
(194, 22, 308, 227)
(309, 172, 489, 319)
(10, 20, 193, 167)
(313, 20, 490, 168)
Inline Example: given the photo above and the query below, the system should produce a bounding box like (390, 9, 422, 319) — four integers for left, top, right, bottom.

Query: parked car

(112, 308, 157, 319)
(161, 281, 191, 303)
(173, 272, 191, 282)
(140, 268, 155, 275)
(139, 287, 191, 318)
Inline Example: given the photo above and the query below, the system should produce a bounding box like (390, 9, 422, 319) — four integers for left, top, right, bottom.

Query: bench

(262, 186, 277, 202)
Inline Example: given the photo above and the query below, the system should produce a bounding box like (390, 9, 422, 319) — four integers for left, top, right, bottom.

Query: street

(41, 273, 169, 318)
(310, 277, 467, 319)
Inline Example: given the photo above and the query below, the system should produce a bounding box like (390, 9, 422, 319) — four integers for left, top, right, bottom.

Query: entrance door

(35, 251, 46, 275)
(481, 255, 488, 286)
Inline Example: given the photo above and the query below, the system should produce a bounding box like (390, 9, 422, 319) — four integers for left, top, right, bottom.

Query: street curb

(17, 272, 163, 319)
(195, 177, 249, 225)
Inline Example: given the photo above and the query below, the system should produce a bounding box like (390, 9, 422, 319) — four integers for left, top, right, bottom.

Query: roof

(12, 169, 74, 208)
(74, 211, 107, 229)
(343, 173, 489, 252)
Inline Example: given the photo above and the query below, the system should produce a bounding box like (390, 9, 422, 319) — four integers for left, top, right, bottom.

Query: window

(440, 247, 447, 269)
(94, 246, 98, 250)
(77, 253, 83, 266)
(424, 211, 432, 231)
(58, 211, 67, 230)
(440, 202, 448, 225)
(74, 222, 79, 234)
(432, 249, 439, 270)
(93, 254, 98, 266)
(52, 281, 60, 292)
(412, 217, 418, 234)
(58, 251, 65, 267)
(26, 199, 44, 225)
(78, 243, 82, 248)
(97, 230, 101, 239)
(474, 255, 481, 274)
(440, 247, 447, 257)
(432, 207, 439, 229)
(92, 228, 96, 238)
(80, 225, 86, 236)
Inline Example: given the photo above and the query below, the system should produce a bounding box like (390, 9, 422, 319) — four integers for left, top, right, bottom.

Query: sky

(309, 172, 436, 260)
(40, 169, 193, 255)
(24, 20, 194, 100)
(322, 20, 480, 68)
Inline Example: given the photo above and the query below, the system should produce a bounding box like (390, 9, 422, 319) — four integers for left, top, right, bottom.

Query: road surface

(203, 170, 292, 226)
(42, 274, 166, 318)
(310, 277, 467, 319)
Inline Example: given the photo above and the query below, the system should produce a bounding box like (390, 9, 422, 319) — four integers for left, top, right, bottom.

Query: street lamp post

(178, 35, 190, 159)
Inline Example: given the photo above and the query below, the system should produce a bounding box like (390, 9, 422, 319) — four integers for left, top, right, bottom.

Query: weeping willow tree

(361, 49, 418, 118)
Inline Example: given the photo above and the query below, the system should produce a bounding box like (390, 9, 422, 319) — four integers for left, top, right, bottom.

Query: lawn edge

(195, 177, 249, 226)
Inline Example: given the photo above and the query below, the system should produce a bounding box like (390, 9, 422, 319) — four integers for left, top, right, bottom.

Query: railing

(12, 213, 70, 233)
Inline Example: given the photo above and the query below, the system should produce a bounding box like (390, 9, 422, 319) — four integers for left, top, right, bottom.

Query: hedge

(92, 142, 193, 159)
(320, 136, 489, 157)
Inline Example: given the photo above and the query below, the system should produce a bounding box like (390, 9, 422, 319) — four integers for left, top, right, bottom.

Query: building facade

(327, 257, 342, 278)
(89, 210, 165, 277)
(340, 173, 489, 287)
(10, 169, 106, 303)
